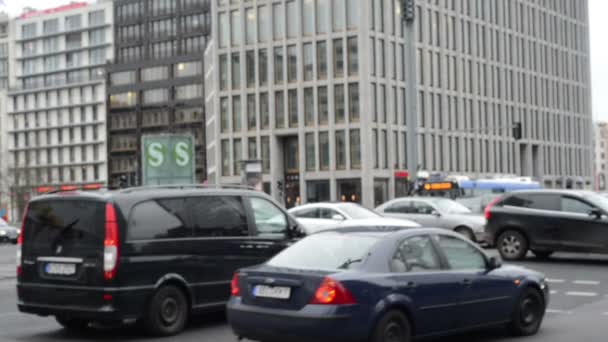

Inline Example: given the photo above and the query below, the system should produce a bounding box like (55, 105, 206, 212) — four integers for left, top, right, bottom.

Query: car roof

(318, 227, 459, 239)
(505, 189, 592, 197)
(288, 202, 360, 211)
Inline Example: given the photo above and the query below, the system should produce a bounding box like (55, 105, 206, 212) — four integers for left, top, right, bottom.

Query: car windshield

(267, 234, 379, 270)
(583, 193, 608, 211)
(430, 199, 472, 214)
(336, 203, 381, 219)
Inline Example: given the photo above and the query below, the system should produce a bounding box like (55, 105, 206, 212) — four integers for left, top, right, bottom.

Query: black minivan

(17, 186, 302, 336)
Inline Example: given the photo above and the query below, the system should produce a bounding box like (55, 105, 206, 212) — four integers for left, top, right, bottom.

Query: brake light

(309, 277, 356, 305)
(16, 206, 28, 277)
(484, 197, 502, 220)
(104, 203, 119, 281)
(230, 273, 240, 296)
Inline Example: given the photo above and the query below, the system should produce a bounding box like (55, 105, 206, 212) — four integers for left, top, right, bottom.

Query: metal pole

(403, 4, 418, 185)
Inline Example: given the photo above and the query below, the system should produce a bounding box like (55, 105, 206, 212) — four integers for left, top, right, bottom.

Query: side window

(250, 197, 288, 236)
(436, 235, 486, 270)
(187, 196, 249, 237)
(502, 194, 532, 208)
(391, 235, 441, 273)
(561, 196, 594, 214)
(128, 198, 190, 240)
(528, 194, 560, 211)
(293, 208, 319, 218)
(385, 201, 411, 214)
(320, 208, 344, 219)
(412, 201, 435, 214)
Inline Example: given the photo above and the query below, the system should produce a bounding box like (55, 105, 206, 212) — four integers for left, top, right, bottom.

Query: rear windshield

(267, 234, 379, 270)
(23, 200, 105, 255)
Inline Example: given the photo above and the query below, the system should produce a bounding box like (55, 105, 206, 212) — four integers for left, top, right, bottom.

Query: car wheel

(55, 316, 90, 331)
(532, 250, 553, 259)
(0, 236, 8, 243)
(372, 310, 412, 342)
(497, 230, 528, 261)
(508, 287, 545, 336)
(142, 285, 189, 336)
(454, 226, 475, 242)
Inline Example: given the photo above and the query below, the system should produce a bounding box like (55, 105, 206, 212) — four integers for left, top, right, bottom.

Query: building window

(273, 3, 284, 40)
(221, 140, 230, 176)
(231, 10, 242, 46)
(22, 23, 36, 39)
(65, 15, 82, 31)
(174, 62, 202, 78)
(233, 96, 242, 131)
(346, 0, 359, 29)
(316, 0, 329, 33)
(219, 12, 229, 48)
(303, 0, 314, 35)
(318, 86, 328, 125)
(304, 88, 314, 127)
(303, 43, 314, 81)
(260, 92, 269, 129)
(220, 97, 229, 133)
(143, 89, 169, 104)
(110, 71, 136, 86)
(275, 91, 285, 128)
(89, 48, 106, 64)
(66, 33, 82, 49)
(287, 45, 297, 83)
(175, 84, 203, 100)
(319, 132, 329, 171)
(338, 179, 361, 203)
(248, 137, 257, 159)
(247, 94, 256, 130)
(246, 7, 256, 44)
(349, 83, 360, 122)
(374, 179, 389, 207)
(231, 53, 241, 89)
(258, 5, 270, 42)
(350, 129, 361, 169)
(373, 129, 378, 168)
(220, 54, 228, 90)
(274, 47, 284, 84)
(333, 0, 345, 31)
(89, 29, 105, 45)
(336, 130, 346, 170)
(43, 19, 59, 34)
(335, 84, 345, 123)
(347, 37, 358, 76)
(233, 139, 242, 174)
(141, 66, 168, 82)
(333, 39, 344, 78)
(317, 41, 328, 80)
(259, 49, 268, 86)
(306, 133, 315, 171)
(288, 89, 298, 128)
(89, 10, 105, 26)
(287, 1, 297, 38)
(110, 92, 137, 108)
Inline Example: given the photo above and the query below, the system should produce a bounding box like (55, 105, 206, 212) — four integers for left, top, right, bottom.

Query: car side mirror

(332, 214, 345, 221)
(431, 210, 441, 217)
(589, 208, 603, 219)
(488, 256, 502, 270)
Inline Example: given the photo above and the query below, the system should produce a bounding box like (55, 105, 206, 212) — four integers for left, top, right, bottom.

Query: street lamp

(401, 0, 418, 184)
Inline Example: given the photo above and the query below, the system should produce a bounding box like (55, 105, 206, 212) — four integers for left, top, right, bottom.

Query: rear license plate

(45, 263, 76, 276)
(253, 285, 291, 299)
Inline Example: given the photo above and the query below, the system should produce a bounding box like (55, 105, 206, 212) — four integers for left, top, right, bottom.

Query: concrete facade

(205, 0, 593, 208)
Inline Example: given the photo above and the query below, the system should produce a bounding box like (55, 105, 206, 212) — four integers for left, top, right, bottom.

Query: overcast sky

(2, 0, 608, 121)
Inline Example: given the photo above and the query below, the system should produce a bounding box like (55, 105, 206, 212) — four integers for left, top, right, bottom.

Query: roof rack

(118, 184, 257, 194)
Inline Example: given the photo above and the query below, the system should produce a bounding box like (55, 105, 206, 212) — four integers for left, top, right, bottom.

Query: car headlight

(0, 230, 6, 236)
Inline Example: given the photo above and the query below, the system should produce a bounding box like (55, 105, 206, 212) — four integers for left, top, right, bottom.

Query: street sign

(142, 134, 195, 185)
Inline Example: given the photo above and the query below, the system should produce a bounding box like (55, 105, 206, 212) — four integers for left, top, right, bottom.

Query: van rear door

(21, 198, 106, 286)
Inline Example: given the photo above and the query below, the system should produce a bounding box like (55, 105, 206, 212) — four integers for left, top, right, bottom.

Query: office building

(205, 0, 593, 208)
(106, 0, 211, 188)
(0, 13, 11, 220)
(6, 1, 114, 204)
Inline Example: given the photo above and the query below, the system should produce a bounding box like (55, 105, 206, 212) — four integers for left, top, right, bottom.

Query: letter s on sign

(147, 142, 165, 167)
(174, 141, 191, 167)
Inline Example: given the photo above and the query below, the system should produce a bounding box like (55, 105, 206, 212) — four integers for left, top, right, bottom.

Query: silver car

(376, 197, 487, 243)
(0, 220, 19, 244)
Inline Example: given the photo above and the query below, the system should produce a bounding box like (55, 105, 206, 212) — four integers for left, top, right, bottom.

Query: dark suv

(17, 186, 301, 336)
(485, 190, 608, 260)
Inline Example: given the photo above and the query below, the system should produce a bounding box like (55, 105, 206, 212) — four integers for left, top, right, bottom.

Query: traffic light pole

(403, 0, 418, 184)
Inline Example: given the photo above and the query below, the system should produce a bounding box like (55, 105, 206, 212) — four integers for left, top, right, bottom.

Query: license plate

(45, 263, 76, 276)
(252, 285, 291, 299)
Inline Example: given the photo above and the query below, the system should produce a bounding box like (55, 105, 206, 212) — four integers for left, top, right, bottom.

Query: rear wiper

(50, 219, 80, 250)
(338, 258, 363, 269)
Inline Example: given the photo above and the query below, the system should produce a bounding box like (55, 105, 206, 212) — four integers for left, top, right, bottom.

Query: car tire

(508, 287, 545, 337)
(532, 250, 553, 259)
(55, 316, 90, 331)
(372, 310, 412, 342)
(454, 226, 475, 242)
(0, 236, 8, 243)
(497, 230, 528, 261)
(141, 285, 189, 336)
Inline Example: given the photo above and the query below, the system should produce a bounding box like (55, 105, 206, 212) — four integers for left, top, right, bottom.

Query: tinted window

(187, 196, 249, 237)
(436, 235, 486, 270)
(23, 200, 104, 255)
(391, 235, 441, 273)
(128, 198, 190, 240)
(561, 196, 594, 214)
(320, 208, 343, 219)
(503, 193, 559, 211)
(385, 201, 412, 214)
(502, 194, 532, 207)
(293, 208, 318, 218)
(268, 234, 378, 270)
(412, 201, 435, 214)
(336, 203, 380, 219)
(250, 197, 288, 235)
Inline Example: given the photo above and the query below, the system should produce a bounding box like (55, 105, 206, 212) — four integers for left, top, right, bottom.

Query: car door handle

(462, 279, 473, 286)
(405, 281, 417, 288)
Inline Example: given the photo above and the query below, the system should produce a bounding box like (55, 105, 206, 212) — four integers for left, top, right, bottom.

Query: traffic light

(401, 0, 415, 22)
(513, 122, 522, 141)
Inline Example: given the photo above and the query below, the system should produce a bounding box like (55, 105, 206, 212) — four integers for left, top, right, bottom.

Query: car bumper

(227, 297, 369, 342)
(474, 231, 489, 244)
(17, 282, 152, 322)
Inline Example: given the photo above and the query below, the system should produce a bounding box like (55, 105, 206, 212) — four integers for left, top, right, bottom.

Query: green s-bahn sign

(142, 134, 195, 185)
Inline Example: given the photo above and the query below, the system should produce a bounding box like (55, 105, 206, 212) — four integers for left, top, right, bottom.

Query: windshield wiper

(50, 219, 80, 251)
(338, 258, 363, 269)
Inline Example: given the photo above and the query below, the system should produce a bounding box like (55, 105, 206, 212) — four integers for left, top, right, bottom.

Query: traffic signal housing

(401, 0, 415, 22)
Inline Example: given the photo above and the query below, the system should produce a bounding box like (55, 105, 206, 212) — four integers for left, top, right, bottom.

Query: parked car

(0, 218, 19, 244)
(376, 197, 487, 243)
(227, 228, 548, 342)
(486, 190, 608, 260)
(289, 202, 419, 234)
(17, 186, 303, 336)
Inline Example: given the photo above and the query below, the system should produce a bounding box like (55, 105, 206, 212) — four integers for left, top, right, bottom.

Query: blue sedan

(227, 228, 548, 342)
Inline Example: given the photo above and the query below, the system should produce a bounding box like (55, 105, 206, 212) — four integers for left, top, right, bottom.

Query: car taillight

(104, 203, 119, 281)
(230, 273, 240, 297)
(309, 277, 356, 305)
(16, 206, 28, 277)
(484, 197, 502, 220)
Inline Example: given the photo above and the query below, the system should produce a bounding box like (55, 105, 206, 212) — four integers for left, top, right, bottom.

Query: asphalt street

(1, 244, 608, 342)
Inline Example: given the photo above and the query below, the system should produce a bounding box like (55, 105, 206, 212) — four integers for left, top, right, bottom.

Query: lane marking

(550, 290, 558, 295)
(573, 280, 600, 286)
(546, 309, 572, 315)
(546, 278, 565, 284)
(565, 291, 598, 297)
